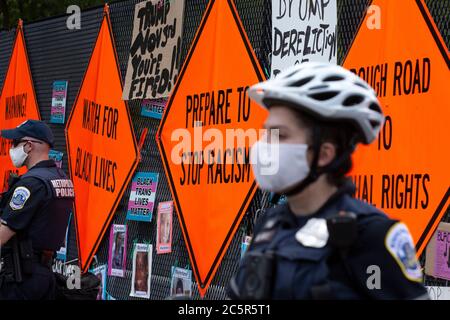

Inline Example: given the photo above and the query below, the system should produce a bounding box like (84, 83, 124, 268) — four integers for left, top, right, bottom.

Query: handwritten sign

(122, 0, 185, 100)
(271, 0, 337, 77)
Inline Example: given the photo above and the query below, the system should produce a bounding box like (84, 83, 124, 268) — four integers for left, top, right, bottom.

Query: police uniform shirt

(0, 160, 73, 251)
(231, 182, 429, 300)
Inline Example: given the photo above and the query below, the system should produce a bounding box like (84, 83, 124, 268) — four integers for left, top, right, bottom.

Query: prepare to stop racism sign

(66, 7, 139, 273)
(0, 20, 40, 192)
(344, 0, 450, 256)
(157, 0, 268, 297)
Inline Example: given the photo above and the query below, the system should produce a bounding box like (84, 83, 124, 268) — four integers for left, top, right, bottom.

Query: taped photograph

(130, 243, 152, 299)
(108, 224, 127, 277)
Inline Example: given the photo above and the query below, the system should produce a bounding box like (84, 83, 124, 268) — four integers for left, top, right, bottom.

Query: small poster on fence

(170, 266, 192, 297)
(241, 235, 252, 259)
(141, 99, 166, 119)
(127, 172, 159, 222)
(130, 243, 152, 299)
(49, 149, 64, 168)
(426, 222, 450, 280)
(108, 224, 128, 277)
(156, 201, 173, 254)
(56, 212, 72, 261)
(50, 80, 68, 124)
(91, 264, 107, 300)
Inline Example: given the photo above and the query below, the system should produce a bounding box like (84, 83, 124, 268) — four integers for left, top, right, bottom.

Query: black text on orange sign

(185, 87, 252, 128)
(5, 93, 27, 120)
(74, 146, 117, 193)
(82, 99, 119, 140)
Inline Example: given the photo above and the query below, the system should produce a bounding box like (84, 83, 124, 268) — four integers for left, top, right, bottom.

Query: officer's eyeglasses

(12, 139, 44, 148)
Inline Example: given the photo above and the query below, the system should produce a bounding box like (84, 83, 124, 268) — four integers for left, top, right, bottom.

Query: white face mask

(250, 141, 310, 193)
(9, 144, 29, 168)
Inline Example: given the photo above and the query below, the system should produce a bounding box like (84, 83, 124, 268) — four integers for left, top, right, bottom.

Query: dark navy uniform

(229, 182, 429, 300)
(0, 160, 74, 300)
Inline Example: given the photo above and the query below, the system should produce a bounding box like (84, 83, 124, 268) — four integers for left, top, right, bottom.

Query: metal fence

(0, 0, 448, 299)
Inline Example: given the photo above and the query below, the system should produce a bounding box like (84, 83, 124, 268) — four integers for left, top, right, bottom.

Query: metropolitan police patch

(9, 186, 31, 211)
(385, 223, 423, 282)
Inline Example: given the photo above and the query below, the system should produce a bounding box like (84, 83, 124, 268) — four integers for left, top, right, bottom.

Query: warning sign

(157, 0, 267, 296)
(66, 7, 139, 273)
(0, 20, 40, 192)
(344, 0, 450, 256)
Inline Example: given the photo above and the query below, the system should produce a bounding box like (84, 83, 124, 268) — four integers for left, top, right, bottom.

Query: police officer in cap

(229, 62, 429, 300)
(0, 120, 74, 300)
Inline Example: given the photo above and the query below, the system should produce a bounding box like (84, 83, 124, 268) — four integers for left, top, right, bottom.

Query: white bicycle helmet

(248, 62, 384, 145)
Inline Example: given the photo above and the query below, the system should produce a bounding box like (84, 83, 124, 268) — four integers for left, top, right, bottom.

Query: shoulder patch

(9, 186, 31, 211)
(385, 222, 423, 282)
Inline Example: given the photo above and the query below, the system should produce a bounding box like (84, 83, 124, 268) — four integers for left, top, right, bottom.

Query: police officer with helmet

(0, 120, 74, 300)
(229, 62, 429, 300)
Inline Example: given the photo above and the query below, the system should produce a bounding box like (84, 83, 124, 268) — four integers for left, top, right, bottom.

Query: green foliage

(0, 0, 107, 29)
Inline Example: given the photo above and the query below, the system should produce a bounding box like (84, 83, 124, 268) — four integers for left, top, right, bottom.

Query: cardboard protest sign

(122, 0, 185, 100)
(271, 0, 337, 77)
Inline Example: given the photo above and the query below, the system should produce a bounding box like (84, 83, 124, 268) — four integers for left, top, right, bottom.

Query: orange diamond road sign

(0, 20, 40, 192)
(157, 0, 267, 296)
(66, 7, 139, 273)
(344, 0, 450, 256)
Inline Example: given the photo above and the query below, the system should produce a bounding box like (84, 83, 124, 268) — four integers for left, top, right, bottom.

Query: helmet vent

(290, 76, 314, 87)
(369, 102, 382, 113)
(308, 91, 339, 101)
(323, 75, 345, 82)
(354, 81, 369, 89)
(343, 95, 364, 106)
(369, 120, 380, 128)
(309, 84, 329, 90)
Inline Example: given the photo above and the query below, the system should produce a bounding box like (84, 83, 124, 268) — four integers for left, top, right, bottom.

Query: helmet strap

(283, 126, 322, 197)
(320, 137, 357, 173)
(273, 129, 357, 201)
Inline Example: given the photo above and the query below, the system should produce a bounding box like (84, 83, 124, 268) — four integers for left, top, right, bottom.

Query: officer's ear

(317, 142, 337, 168)
(23, 141, 33, 153)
